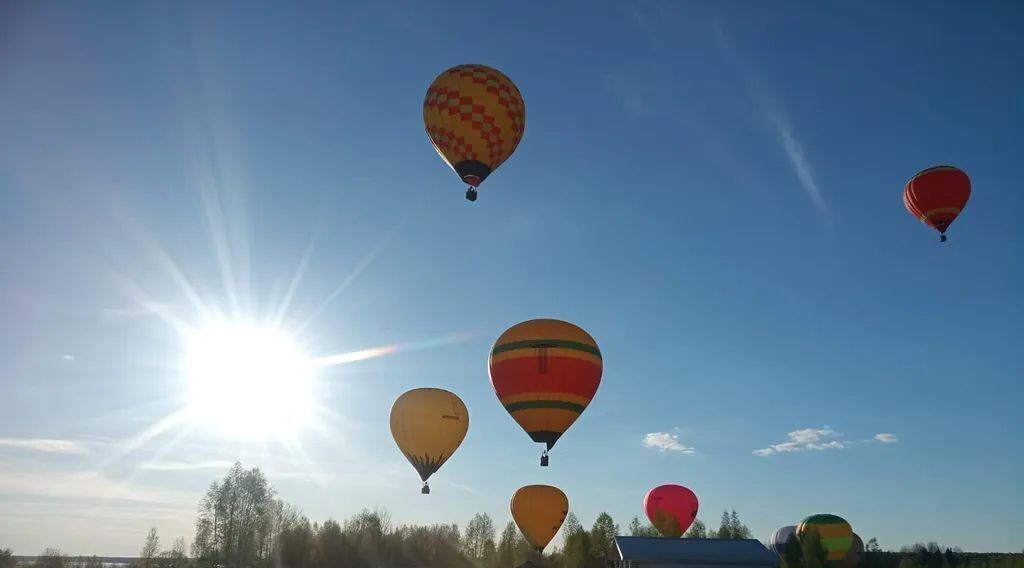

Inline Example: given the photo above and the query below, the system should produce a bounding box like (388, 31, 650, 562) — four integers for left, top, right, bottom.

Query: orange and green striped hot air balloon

(798, 514, 854, 566)
(488, 318, 602, 466)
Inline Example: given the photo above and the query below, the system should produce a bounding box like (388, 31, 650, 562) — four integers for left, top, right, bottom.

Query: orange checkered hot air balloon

(488, 319, 602, 466)
(423, 64, 526, 202)
(903, 165, 971, 242)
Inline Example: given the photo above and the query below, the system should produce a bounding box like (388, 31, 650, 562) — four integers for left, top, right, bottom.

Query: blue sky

(1, 0, 1022, 556)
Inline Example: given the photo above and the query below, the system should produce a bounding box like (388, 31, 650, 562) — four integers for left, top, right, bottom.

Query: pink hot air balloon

(643, 484, 699, 538)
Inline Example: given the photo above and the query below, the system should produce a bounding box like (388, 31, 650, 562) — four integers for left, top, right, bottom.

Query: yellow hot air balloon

(511, 485, 569, 553)
(423, 63, 526, 202)
(390, 387, 469, 494)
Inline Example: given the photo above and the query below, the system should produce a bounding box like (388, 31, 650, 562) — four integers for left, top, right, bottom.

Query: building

(611, 536, 780, 568)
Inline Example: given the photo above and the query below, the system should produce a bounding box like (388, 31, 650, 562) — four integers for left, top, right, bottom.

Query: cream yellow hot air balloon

(511, 485, 568, 553)
(390, 387, 469, 494)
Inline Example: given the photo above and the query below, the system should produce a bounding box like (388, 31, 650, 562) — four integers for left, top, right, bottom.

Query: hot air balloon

(770, 525, 798, 555)
(798, 514, 854, 566)
(488, 318, 602, 466)
(903, 165, 971, 242)
(643, 484, 699, 538)
(389, 387, 469, 494)
(511, 485, 569, 553)
(843, 533, 864, 568)
(423, 64, 526, 202)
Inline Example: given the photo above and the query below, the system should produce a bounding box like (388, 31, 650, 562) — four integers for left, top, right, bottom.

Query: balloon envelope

(771, 525, 798, 555)
(511, 485, 569, 552)
(423, 64, 526, 189)
(489, 319, 602, 454)
(798, 514, 854, 566)
(903, 165, 971, 239)
(389, 388, 469, 490)
(843, 534, 864, 568)
(643, 485, 699, 537)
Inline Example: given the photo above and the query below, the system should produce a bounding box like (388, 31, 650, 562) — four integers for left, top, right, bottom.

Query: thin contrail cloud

(711, 20, 832, 226)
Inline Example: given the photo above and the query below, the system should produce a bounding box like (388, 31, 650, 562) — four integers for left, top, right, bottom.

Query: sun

(183, 320, 317, 440)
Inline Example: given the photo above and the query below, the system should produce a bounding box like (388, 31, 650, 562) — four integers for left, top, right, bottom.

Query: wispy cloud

(711, 20, 831, 223)
(62, 354, 76, 361)
(140, 460, 235, 471)
(763, 109, 828, 216)
(0, 468, 194, 508)
(753, 427, 846, 456)
(101, 302, 174, 319)
(0, 438, 91, 455)
(642, 432, 696, 453)
(873, 433, 899, 444)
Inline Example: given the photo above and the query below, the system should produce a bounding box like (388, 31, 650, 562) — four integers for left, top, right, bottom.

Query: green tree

(714, 510, 751, 539)
(730, 510, 752, 539)
(564, 513, 584, 538)
(496, 521, 519, 568)
(279, 516, 315, 568)
(313, 519, 352, 568)
(628, 516, 661, 538)
(716, 511, 731, 538)
(589, 513, 618, 563)
(684, 519, 708, 539)
(141, 527, 161, 567)
(0, 549, 14, 568)
(867, 538, 881, 553)
(562, 513, 590, 568)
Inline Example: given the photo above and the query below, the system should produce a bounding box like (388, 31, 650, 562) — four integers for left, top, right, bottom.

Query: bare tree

(462, 513, 496, 565)
(36, 549, 66, 568)
(192, 462, 276, 568)
(141, 527, 161, 567)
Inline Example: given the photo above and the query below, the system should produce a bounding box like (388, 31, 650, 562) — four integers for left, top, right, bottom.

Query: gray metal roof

(614, 537, 779, 565)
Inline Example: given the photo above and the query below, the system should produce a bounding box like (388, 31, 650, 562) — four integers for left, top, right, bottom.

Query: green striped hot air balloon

(798, 514, 853, 566)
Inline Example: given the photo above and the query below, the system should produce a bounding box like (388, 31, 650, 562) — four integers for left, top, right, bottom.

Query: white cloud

(642, 432, 696, 453)
(0, 438, 90, 455)
(62, 354, 76, 361)
(753, 428, 847, 456)
(874, 433, 899, 443)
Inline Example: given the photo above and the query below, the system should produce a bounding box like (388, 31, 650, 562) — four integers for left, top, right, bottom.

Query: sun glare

(184, 320, 316, 440)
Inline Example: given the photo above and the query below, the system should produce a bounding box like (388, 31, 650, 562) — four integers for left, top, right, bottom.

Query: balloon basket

(421, 483, 430, 495)
(540, 452, 549, 467)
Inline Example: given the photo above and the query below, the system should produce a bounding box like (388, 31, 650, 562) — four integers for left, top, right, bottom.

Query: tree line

(780, 535, 1024, 568)
(2, 463, 1021, 568)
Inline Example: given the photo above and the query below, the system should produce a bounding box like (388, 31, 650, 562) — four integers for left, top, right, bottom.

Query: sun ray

(296, 192, 431, 334)
(312, 330, 481, 369)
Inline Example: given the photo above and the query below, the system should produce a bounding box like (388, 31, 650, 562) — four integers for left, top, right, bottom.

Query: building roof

(614, 537, 779, 565)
